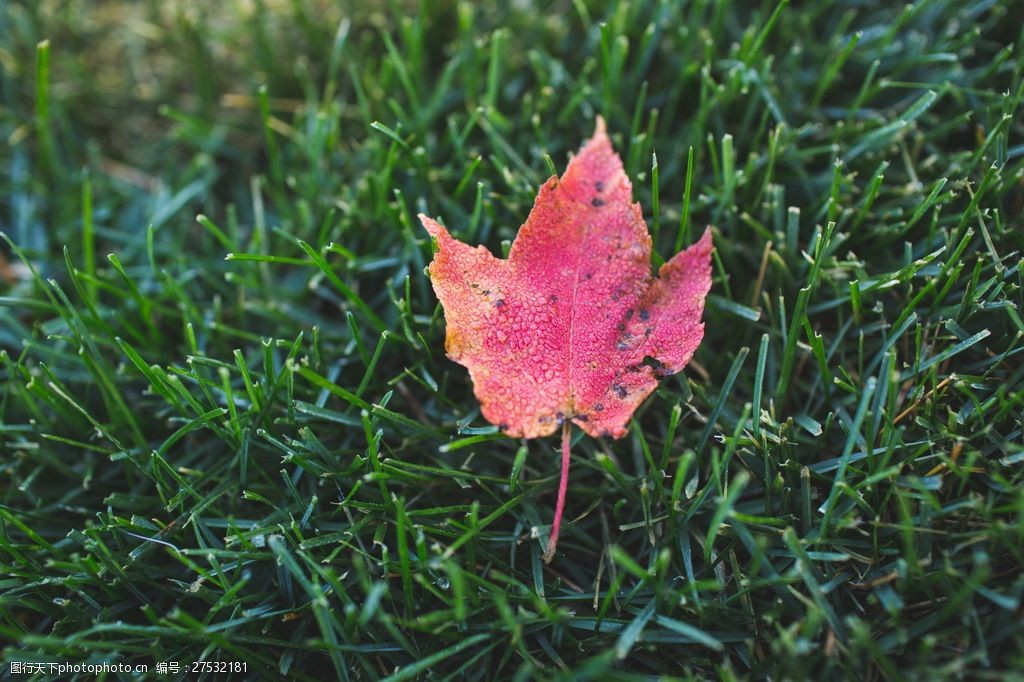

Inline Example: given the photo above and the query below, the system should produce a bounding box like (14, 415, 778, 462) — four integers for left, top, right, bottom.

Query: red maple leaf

(421, 118, 712, 561)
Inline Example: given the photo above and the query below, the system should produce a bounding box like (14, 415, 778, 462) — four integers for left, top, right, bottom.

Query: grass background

(2, 0, 1023, 678)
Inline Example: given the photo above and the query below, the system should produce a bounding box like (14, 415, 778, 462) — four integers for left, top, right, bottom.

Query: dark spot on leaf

(482, 289, 490, 295)
(594, 181, 604, 191)
(639, 309, 650, 321)
(617, 342, 629, 351)
(625, 309, 634, 320)
(642, 356, 671, 377)
(594, 403, 604, 411)
(549, 294, 558, 302)
(584, 272, 593, 280)
(591, 197, 604, 207)
(644, 326, 653, 336)
(617, 323, 626, 331)
(576, 414, 589, 422)
(494, 299, 505, 307)
(612, 384, 627, 398)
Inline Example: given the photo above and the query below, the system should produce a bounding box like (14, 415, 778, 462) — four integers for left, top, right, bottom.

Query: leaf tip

(418, 213, 444, 238)
(695, 226, 714, 254)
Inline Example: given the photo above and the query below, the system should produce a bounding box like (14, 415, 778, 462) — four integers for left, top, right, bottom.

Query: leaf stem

(544, 420, 571, 563)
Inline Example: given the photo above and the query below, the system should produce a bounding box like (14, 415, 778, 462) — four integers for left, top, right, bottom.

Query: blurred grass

(2, 0, 1023, 679)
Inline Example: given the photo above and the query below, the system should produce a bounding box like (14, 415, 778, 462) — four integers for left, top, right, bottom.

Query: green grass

(2, 0, 1023, 678)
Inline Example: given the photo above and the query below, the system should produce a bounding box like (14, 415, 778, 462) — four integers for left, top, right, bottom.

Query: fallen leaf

(421, 117, 712, 561)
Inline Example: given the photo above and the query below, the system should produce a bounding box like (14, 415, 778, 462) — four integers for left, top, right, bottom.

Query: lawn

(1, 0, 1022, 679)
